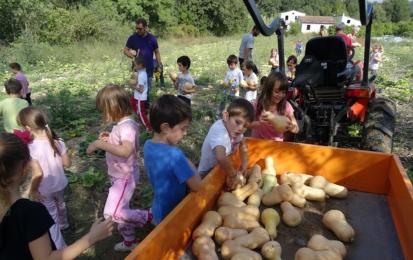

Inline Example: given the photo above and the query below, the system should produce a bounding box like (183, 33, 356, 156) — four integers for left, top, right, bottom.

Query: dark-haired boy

(224, 55, 243, 97)
(0, 79, 28, 132)
(198, 98, 254, 190)
(143, 95, 202, 224)
(173, 56, 196, 106)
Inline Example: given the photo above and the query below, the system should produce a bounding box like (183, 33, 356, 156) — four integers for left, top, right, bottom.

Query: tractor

(243, 0, 396, 153)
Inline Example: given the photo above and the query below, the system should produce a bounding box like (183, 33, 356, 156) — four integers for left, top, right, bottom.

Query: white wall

(281, 10, 306, 25)
(338, 16, 362, 27)
(300, 23, 334, 34)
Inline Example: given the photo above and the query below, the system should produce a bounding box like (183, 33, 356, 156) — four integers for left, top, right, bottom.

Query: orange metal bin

(127, 138, 413, 260)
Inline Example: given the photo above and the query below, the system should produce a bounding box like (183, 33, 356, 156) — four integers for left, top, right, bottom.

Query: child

(133, 56, 152, 131)
(250, 72, 299, 141)
(173, 56, 196, 106)
(369, 43, 382, 76)
(0, 79, 28, 133)
(286, 55, 298, 82)
(198, 98, 254, 190)
(268, 48, 279, 73)
(0, 133, 113, 259)
(242, 61, 259, 103)
(144, 95, 202, 224)
(295, 40, 303, 57)
(18, 107, 71, 249)
(224, 54, 244, 97)
(87, 84, 151, 252)
(9, 63, 31, 105)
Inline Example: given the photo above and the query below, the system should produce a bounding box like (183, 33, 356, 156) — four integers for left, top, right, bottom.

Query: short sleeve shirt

(251, 101, 294, 142)
(15, 72, 30, 98)
(239, 33, 254, 60)
(198, 120, 243, 175)
(125, 32, 159, 77)
(0, 97, 28, 132)
(29, 139, 68, 195)
(143, 140, 195, 224)
(336, 32, 353, 55)
(224, 68, 244, 96)
(244, 72, 258, 102)
(134, 69, 148, 101)
(176, 72, 195, 100)
(106, 118, 139, 179)
(0, 199, 56, 260)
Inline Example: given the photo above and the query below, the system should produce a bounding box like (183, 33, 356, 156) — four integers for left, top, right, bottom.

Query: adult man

(124, 18, 162, 103)
(238, 25, 260, 72)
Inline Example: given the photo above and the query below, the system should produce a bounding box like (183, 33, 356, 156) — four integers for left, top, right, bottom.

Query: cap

(336, 22, 346, 30)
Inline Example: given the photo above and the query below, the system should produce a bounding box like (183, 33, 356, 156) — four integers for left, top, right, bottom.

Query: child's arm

(214, 146, 240, 190)
(287, 113, 299, 134)
(87, 140, 134, 158)
(186, 174, 202, 192)
(239, 140, 248, 177)
(29, 217, 113, 260)
(62, 150, 71, 169)
(29, 160, 43, 200)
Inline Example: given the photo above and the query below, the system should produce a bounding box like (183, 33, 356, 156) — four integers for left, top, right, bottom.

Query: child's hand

(86, 141, 98, 155)
(129, 49, 137, 57)
(226, 171, 245, 191)
(98, 132, 110, 142)
(88, 217, 114, 244)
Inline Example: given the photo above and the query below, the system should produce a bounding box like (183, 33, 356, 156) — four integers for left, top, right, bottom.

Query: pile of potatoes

(191, 157, 355, 260)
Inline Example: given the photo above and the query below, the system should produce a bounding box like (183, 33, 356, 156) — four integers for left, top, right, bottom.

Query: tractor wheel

(362, 97, 397, 153)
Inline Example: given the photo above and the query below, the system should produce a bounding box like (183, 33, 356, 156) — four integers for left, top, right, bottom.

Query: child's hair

(270, 48, 277, 55)
(150, 94, 192, 133)
(244, 61, 255, 71)
(177, 56, 191, 69)
(287, 55, 298, 65)
(372, 43, 382, 51)
(260, 76, 268, 86)
(134, 56, 146, 68)
(96, 84, 133, 123)
(0, 133, 31, 219)
(227, 55, 238, 65)
(226, 98, 255, 123)
(4, 78, 22, 95)
(256, 72, 289, 115)
(18, 107, 61, 156)
(9, 62, 22, 71)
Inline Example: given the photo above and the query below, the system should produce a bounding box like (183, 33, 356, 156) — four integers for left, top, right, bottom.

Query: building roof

(280, 10, 306, 15)
(299, 16, 336, 24)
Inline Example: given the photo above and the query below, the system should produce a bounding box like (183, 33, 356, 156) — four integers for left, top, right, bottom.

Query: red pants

(130, 97, 151, 130)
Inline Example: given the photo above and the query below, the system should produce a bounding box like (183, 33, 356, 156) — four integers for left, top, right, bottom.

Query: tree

(256, 0, 281, 18)
(383, 0, 411, 22)
(373, 3, 388, 23)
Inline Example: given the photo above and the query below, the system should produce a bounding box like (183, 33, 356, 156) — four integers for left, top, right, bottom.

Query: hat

(336, 22, 346, 30)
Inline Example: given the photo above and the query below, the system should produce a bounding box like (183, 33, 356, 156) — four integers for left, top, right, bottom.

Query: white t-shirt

(244, 72, 258, 102)
(198, 120, 243, 175)
(239, 33, 254, 60)
(369, 52, 381, 70)
(224, 68, 244, 97)
(134, 69, 148, 101)
(177, 72, 195, 99)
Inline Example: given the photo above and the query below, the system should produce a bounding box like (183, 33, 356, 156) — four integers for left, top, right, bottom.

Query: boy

(224, 55, 243, 97)
(198, 98, 254, 190)
(242, 61, 258, 102)
(143, 95, 202, 224)
(0, 79, 29, 132)
(173, 56, 196, 106)
(133, 56, 151, 131)
(9, 63, 31, 105)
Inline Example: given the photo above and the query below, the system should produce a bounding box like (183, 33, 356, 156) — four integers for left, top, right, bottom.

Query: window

(286, 15, 289, 21)
(347, 19, 351, 24)
(306, 24, 311, 30)
(295, 16, 298, 20)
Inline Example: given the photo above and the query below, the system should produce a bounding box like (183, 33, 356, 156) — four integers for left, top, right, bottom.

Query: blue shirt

(143, 140, 195, 224)
(126, 32, 159, 77)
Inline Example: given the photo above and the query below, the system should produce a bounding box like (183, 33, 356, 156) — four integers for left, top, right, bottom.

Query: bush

(286, 23, 300, 36)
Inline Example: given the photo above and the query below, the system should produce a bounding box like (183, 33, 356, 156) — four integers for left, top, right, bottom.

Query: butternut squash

(214, 227, 248, 245)
(248, 164, 263, 187)
(281, 201, 302, 227)
(231, 254, 262, 260)
(192, 236, 219, 260)
(223, 214, 261, 231)
(260, 208, 280, 239)
(221, 240, 262, 260)
(233, 227, 270, 249)
(247, 189, 264, 207)
(262, 186, 283, 206)
(261, 241, 282, 260)
(292, 183, 326, 202)
(192, 211, 222, 239)
(232, 182, 259, 202)
(307, 234, 347, 257)
(280, 172, 312, 185)
(218, 205, 260, 220)
(262, 156, 278, 193)
(169, 72, 177, 81)
(218, 192, 246, 208)
(322, 210, 355, 242)
(309, 176, 348, 199)
(295, 247, 342, 260)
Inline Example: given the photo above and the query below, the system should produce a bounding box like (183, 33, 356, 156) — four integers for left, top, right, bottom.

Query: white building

(298, 16, 336, 34)
(336, 14, 362, 27)
(280, 10, 306, 25)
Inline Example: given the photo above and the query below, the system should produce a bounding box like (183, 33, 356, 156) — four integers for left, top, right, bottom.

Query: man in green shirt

(0, 79, 28, 132)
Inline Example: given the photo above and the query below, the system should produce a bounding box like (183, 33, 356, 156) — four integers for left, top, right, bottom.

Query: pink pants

(104, 175, 148, 241)
(41, 190, 68, 249)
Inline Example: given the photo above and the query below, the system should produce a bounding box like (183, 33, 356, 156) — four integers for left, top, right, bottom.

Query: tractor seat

(294, 36, 355, 89)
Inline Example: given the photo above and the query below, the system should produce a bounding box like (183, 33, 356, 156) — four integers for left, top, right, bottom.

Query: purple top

(126, 32, 159, 77)
(15, 72, 30, 98)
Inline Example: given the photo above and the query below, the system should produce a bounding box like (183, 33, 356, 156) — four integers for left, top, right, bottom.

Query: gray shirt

(239, 33, 254, 60)
(176, 72, 195, 99)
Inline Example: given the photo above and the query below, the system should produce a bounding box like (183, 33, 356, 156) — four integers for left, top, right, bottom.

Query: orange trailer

(127, 138, 413, 260)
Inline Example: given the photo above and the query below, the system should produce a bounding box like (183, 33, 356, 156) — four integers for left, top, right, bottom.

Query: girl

(18, 107, 71, 249)
(242, 61, 258, 103)
(0, 133, 113, 259)
(268, 48, 279, 73)
(132, 56, 152, 131)
(286, 55, 298, 82)
(250, 72, 299, 141)
(369, 43, 383, 76)
(86, 84, 152, 252)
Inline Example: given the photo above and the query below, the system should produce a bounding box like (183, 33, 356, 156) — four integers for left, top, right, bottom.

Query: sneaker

(114, 240, 139, 252)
